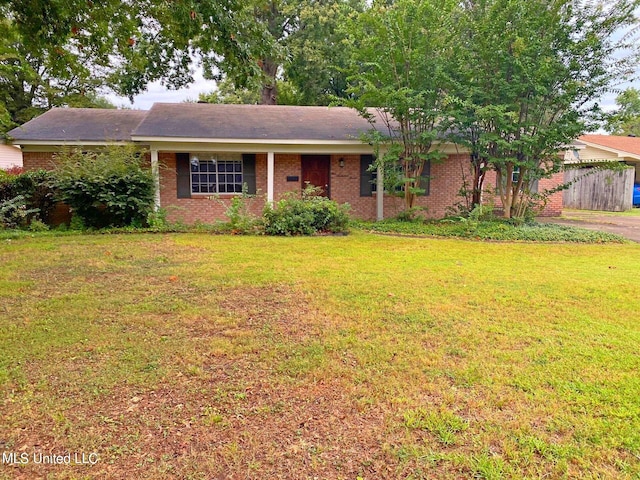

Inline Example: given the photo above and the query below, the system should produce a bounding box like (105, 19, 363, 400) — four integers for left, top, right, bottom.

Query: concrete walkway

(538, 209, 640, 243)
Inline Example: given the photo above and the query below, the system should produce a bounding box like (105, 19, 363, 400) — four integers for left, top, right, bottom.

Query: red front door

(301, 155, 330, 197)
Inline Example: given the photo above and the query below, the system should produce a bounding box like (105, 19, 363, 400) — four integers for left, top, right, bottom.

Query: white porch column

(376, 163, 384, 221)
(267, 151, 275, 203)
(151, 148, 161, 211)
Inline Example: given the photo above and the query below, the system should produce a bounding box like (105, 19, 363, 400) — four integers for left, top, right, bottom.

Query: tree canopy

(606, 87, 640, 137)
(197, 0, 365, 106)
(344, 0, 640, 218)
(344, 0, 456, 211)
(0, 0, 268, 135)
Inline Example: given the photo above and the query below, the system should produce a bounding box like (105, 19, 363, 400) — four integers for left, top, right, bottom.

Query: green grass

(562, 208, 640, 219)
(1, 232, 639, 479)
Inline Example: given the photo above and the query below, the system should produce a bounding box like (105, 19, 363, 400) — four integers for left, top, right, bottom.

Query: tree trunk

(259, 57, 278, 105)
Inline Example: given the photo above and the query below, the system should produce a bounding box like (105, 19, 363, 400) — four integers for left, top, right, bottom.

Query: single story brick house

(8, 103, 563, 223)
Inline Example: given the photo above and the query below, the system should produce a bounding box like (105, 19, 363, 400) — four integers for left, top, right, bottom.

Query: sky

(104, 69, 218, 110)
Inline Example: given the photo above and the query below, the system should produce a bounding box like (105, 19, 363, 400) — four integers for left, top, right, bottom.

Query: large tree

(444, 0, 639, 218)
(201, 0, 364, 106)
(0, 0, 267, 135)
(345, 0, 456, 211)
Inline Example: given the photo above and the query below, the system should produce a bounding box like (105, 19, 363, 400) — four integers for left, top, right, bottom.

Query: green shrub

(0, 169, 56, 224)
(263, 185, 350, 236)
(0, 195, 39, 229)
(53, 145, 154, 228)
(213, 186, 262, 234)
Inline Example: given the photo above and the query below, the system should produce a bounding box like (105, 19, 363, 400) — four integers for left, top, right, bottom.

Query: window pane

(219, 184, 227, 193)
(192, 185, 200, 193)
(234, 163, 242, 172)
(208, 174, 216, 184)
(200, 174, 208, 183)
(234, 184, 242, 193)
(235, 174, 242, 183)
(226, 174, 233, 183)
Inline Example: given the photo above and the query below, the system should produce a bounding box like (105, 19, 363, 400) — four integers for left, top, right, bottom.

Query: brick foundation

(483, 170, 563, 217)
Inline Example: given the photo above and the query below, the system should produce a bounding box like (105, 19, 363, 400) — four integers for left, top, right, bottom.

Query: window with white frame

(190, 153, 243, 194)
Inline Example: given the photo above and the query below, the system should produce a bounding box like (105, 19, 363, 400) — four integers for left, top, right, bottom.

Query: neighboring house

(564, 135, 639, 211)
(8, 104, 563, 223)
(0, 144, 23, 170)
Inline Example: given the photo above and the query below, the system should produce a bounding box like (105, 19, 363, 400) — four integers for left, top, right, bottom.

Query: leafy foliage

(263, 185, 350, 235)
(0, 0, 267, 135)
(356, 218, 626, 243)
(605, 87, 640, 137)
(0, 194, 38, 229)
(0, 168, 56, 224)
(345, 0, 455, 210)
(53, 145, 154, 228)
(196, 0, 364, 105)
(441, 0, 639, 218)
(213, 186, 262, 234)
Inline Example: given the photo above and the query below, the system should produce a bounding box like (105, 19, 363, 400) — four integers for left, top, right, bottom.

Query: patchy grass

(0, 232, 639, 479)
(355, 219, 627, 243)
(562, 208, 640, 220)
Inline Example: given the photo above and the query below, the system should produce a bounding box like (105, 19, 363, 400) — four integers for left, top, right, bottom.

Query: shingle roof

(579, 134, 640, 157)
(7, 104, 391, 144)
(7, 108, 147, 142)
(132, 103, 386, 140)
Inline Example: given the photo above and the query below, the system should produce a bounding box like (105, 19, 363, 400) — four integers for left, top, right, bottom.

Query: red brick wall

(156, 152, 503, 223)
(273, 154, 300, 200)
(23, 152, 57, 170)
(23, 149, 565, 224)
(330, 153, 473, 220)
(483, 170, 563, 217)
(160, 152, 267, 224)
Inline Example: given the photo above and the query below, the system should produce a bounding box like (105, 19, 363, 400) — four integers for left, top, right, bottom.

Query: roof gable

(579, 135, 640, 158)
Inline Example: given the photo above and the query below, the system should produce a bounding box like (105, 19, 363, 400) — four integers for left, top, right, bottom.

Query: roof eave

(578, 140, 640, 161)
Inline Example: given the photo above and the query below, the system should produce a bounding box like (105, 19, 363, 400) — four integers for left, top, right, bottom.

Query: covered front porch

(147, 145, 385, 225)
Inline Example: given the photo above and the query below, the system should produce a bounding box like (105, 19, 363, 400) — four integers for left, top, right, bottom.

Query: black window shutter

(242, 154, 257, 194)
(420, 160, 431, 196)
(360, 154, 374, 197)
(176, 153, 191, 198)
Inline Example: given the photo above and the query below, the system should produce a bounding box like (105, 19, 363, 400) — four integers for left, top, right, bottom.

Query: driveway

(538, 209, 640, 242)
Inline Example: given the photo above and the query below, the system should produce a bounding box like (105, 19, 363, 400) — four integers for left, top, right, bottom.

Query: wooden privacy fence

(563, 167, 635, 211)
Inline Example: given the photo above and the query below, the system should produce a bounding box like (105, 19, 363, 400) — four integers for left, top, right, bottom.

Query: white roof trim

(132, 136, 369, 145)
(578, 140, 640, 161)
(12, 140, 131, 147)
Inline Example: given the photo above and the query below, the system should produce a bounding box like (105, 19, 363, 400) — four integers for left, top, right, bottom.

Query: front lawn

(1, 232, 638, 479)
